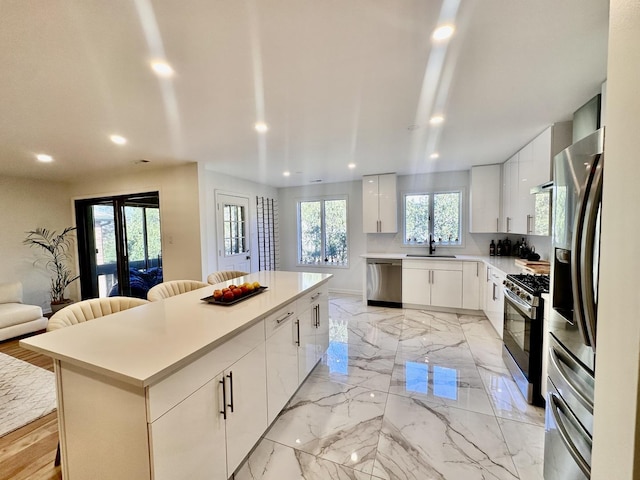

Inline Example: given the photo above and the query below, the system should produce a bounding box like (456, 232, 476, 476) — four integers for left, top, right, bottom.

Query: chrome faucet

(429, 234, 436, 254)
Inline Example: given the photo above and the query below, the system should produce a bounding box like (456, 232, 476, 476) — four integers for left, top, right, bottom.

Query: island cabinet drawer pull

(276, 311, 294, 324)
(295, 319, 300, 346)
(311, 292, 321, 301)
(227, 371, 234, 413)
(219, 377, 227, 419)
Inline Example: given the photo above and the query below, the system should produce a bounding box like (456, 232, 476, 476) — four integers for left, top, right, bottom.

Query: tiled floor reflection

(235, 294, 545, 480)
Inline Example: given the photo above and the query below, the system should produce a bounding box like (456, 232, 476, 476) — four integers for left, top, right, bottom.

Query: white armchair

(0, 282, 47, 341)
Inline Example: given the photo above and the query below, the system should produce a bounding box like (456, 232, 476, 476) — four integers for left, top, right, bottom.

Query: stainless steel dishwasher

(366, 258, 402, 308)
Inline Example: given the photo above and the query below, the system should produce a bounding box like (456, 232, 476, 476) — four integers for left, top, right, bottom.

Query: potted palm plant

(24, 226, 80, 313)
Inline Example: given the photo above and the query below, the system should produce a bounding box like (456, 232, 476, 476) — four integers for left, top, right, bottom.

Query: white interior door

(216, 193, 251, 273)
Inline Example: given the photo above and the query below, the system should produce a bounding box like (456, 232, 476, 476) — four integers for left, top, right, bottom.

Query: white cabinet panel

(362, 174, 397, 233)
(470, 165, 501, 233)
(224, 343, 268, 474)
(484, 267, 506, 338)
(402, 267, 431, 305)
(430, 270, 463, 308)
(402, 260, 463, 309)
(462, 262, 481, 310)
(266, 316, 299, 424)
(150, 376, 227, 480)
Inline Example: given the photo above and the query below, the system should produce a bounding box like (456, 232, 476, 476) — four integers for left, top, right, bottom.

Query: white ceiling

(0, 0, 609, 188)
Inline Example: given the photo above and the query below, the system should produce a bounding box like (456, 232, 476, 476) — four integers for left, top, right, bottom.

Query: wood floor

(0, 333, 62, 480)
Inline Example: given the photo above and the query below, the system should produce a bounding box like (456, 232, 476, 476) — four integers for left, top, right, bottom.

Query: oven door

(502, 288, 535, 378)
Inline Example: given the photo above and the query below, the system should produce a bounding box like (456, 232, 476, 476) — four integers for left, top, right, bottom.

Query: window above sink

(403, 191, 462, 246)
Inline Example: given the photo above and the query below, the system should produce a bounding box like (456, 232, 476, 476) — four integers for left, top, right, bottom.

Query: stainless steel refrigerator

(545, 127, 603, 479)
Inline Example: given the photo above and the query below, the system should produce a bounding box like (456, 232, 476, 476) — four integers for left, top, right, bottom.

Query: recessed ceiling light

(283, 171, 290, 177)
(255, 122, 268, 133)
(110, 134, 127, 145)
(151, 61, 174, 77)
(430, 153, 440, 159)
(429, 115, 444, 125)
(348, 163, 356, 169)
(36, 154, 53, 163)
(432, 24, 455, 41)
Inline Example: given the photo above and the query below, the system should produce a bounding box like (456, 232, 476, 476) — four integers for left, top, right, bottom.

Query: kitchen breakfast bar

(20, 271, 332, 480)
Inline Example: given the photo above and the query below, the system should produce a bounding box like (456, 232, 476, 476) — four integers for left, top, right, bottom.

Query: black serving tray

(201, 286, 268, 306)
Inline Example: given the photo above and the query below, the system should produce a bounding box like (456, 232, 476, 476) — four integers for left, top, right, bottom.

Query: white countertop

(361, 253, 524, 275)
(20, 271, 331, 388)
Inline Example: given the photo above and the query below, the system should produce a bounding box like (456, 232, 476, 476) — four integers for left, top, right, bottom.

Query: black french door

(75, 192, 162, 299)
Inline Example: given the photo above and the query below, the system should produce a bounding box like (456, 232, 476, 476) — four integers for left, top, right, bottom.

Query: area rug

(0, 351, 57, 437)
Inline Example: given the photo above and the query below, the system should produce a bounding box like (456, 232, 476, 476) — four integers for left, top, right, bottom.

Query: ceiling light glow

(430, 153, 440, 159)
(429, 115, 444, 125)
(151, 61, 174, 77)
(432, 24, 455, 41)
(110, 134, 127, 145)
(348, 163, 356, 169)
(36, 154, 53, 163)
(255, 122, 268, 133)
(283, 171, 290, 177)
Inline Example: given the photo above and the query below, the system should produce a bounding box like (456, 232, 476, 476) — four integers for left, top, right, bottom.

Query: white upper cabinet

(362, 174, 397, 233)
(501, 153, 520, 233)
(501, 122, 572, 235)
(470, 164, 501, 233)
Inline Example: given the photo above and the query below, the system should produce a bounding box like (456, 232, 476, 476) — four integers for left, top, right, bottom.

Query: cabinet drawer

(265, 302, 297, 338)
(296, 283, 328, 312)
(147, 320, 265, 422)
(403, 260, 462, 271)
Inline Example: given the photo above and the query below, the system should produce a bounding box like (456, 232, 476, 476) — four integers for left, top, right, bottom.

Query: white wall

(0, 175, 73, 310)
(591, 1, 640, 478)
(200, 166, 278, 277)
(68, 164, 202, 282)
(278, 180, 365, 294)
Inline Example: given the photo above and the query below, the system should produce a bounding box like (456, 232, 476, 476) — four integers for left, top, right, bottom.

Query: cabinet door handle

(496, 218, 499, 232)
(315, 305, 320, 328)
(476, 263, 479, 277)
(311, 292, 321, 301)
(527, 214, 533, 234)
(219, 377, 227, 419)
(276, 311, 294, 324)
(295, 319, 300, 346)
(506, 217, 511, 232)
(226, 371, 234, 413)
(486, 267, 491, 282)
(492, 283, 497, 301)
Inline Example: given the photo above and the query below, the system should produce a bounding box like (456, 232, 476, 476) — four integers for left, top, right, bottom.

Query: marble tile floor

(234, 293, 545, 480)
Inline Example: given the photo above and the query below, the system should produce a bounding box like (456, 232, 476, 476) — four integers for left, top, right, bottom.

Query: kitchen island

(20, 270, 331, 480)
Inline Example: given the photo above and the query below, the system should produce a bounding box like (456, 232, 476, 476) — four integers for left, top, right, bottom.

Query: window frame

(296, 195, 349, 268)
(402, 189, 464, 247)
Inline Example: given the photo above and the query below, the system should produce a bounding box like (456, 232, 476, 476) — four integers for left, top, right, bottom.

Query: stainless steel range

(502, 273, 549, 407)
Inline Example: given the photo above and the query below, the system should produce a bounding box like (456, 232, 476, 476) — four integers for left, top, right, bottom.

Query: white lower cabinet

(297, 283, 330, 381)
(483, 266, 506, 338)
(265, 306, 299, 424)
(150, 375, 227, 480)
(462, 262, 481, 310)
(149, 342, 267, 479)
(224, 343, 268, 474)
(402, 260, 462, 308)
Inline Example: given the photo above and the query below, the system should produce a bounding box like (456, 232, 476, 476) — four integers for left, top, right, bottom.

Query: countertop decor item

(202, 286, 268, 306)
(23, 226, 79, 311)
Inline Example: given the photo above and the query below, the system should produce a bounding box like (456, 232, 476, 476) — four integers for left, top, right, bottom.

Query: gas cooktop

(506, 273, 550, 295)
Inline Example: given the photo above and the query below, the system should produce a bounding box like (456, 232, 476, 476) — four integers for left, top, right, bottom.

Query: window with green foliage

(298, 198, 348, 266)
(404, 191, 462, 245)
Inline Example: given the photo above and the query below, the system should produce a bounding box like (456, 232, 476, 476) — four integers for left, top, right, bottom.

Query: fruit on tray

(222, 290, 235, 302)
(212, 289, 223, 300)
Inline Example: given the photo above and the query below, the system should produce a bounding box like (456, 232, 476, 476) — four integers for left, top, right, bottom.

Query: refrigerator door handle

(579, 154, 603, 350)
(549, 392, 592, 478)
(570, 161, 596, 347)
(549, 345, 594, 412)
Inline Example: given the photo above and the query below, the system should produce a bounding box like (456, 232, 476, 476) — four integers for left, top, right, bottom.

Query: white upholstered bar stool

(206, 271, 248, 285)
(147, 280, 208, 301)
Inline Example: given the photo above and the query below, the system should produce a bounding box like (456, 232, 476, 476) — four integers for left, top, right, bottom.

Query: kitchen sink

(405, 254, 456, 258)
